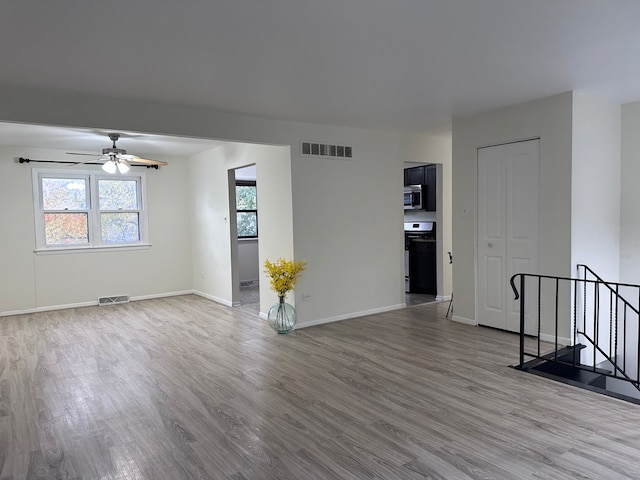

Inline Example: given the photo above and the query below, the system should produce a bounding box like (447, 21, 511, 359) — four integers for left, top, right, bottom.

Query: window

(33, 170, 148, 250)
(236, 181, 257, 238)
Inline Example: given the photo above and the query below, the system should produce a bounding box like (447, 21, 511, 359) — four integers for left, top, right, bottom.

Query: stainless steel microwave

(404, 185, 424, 210)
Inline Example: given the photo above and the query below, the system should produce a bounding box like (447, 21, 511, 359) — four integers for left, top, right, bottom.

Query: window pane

(44, 213, 89, 245)
(236, 185, 257, 210)
(42, 178, 87, 210)
(99, 180, 139, 210)
(237, 211, 257, 237)
(101, 213, 140, 243)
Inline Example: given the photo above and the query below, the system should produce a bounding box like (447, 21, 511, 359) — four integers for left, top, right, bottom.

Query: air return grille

(98, 295, 130, 306)
(301, 141, 352, 159)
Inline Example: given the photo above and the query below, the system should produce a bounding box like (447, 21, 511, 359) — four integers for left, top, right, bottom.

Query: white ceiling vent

(98, 295, 130, 306)
(301, 141, 352, 159)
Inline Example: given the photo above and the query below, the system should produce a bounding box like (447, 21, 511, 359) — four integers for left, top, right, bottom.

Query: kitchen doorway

(404, 162, 441, 307)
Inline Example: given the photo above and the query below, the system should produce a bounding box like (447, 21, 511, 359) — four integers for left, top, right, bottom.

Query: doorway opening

(231, 164, 261, 316)
(403, 162, 442, 307)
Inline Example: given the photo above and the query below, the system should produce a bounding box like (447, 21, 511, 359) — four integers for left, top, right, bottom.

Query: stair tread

(531, 361, 605, 385)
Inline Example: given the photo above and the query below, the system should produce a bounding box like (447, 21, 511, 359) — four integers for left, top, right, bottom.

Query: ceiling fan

(67, 133, 168, 173)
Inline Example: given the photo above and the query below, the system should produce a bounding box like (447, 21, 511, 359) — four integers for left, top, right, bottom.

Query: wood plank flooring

(2, 295, 640, 479)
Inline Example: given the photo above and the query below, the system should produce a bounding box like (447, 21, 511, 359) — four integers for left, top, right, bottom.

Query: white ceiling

(0, 123, 226, 158)
(2, 0, 640, 151)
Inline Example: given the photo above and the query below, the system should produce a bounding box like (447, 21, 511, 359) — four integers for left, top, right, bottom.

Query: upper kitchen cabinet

(404, 164, 436, 211)
(424, 164, 436, 211)
(405, 166, 425, 186)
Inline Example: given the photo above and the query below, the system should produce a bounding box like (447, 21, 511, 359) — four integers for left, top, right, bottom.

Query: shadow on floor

(239, 285, 441, 314)
(405, 292, 438, 307)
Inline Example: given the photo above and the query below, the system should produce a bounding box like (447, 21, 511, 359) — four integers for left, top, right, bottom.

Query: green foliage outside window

(98, 180, 140, 243)
(236, 183, 258, 238)
(98, 180, 139, 210)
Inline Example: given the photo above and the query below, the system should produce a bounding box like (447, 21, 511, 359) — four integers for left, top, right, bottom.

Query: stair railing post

(637, 288, 640, 387)
(573, 279, 578, 365)
(520, 274, 525, 368)
(554, 278, 559, 361)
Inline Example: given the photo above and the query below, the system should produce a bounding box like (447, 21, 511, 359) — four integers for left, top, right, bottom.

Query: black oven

(404, 222, 436, 294)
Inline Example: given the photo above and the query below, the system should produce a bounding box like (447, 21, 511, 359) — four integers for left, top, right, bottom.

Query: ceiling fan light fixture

(116, 159, 131, 174)
(102, 159, 117, 174)
(65, 133, 168, 170)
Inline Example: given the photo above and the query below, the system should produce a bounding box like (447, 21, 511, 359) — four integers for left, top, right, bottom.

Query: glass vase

(267, 296, 296, 334)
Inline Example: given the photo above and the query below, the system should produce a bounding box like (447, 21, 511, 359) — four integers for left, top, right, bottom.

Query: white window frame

(32, 168, 149, 252)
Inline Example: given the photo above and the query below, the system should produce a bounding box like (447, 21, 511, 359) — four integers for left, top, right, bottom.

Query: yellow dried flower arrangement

(264, 258, 307, 297)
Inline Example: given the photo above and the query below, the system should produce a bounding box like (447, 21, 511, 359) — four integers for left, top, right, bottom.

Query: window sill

(34, 244, 152, 255)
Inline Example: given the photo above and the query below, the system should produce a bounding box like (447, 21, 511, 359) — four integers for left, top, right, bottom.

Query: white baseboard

(435, 294, 452, 302)
(1, 301, 98, 317)
(295, 303, 406, 330)
(452, 315, 477, 326)
(191, 290, 234, 307)
(130, 290, 194, 302)
(0, 290, 195, 317)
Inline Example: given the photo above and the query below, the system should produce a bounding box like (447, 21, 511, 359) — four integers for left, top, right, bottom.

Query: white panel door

(505, 145, 539, 333)
(477, 140, 539, 333)
(477, 149, 507, 328)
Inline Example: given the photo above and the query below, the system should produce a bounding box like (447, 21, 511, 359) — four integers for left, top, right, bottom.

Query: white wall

(571, 92, 621, 280)
(290, 128, 405, 326)
(238, 240, 259, 283)
(452, 92, 574, 337)
(621, 100, 640, 284)
(0, 146, 192, 314)
(188, 145, 235, 306)
(570, 93, 621, 362)
(619, 100, 640, 373)
(188, 142, 293, 314)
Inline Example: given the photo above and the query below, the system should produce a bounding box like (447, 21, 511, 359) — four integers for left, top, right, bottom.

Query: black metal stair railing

(510, 267, 640, 395)
(576, 264, 640, 385)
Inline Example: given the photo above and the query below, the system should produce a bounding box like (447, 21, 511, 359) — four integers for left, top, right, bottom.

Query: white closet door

(477, 147, 508, 329)
(477, 140, 539, 333)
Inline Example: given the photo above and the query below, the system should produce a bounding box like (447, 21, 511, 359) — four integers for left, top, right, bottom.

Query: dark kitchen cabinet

(406, 166, 425, 186)
(403, 164, 437, 211)
(425, 164, 436, 211)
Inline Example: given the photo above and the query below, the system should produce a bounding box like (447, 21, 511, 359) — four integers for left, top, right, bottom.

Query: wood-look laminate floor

(2, 295, 640, 479)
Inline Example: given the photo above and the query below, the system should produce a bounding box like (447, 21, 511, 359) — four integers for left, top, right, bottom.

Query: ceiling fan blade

(65, 135, 168, 168)
(124, 156, 168, 166)
(66, 155, 109, 166)
(67, 159, 101, 166)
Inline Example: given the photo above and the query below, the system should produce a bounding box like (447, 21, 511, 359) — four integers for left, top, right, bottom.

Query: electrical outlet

(302, 293, 312, 301)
